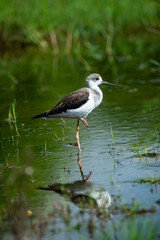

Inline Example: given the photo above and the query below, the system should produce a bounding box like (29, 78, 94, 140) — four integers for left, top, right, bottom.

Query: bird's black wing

(46, 88, 89, 116)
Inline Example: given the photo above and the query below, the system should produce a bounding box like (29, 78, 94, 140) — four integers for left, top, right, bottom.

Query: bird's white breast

(67, 88, 103, 118)
(66, 92, 94, 117)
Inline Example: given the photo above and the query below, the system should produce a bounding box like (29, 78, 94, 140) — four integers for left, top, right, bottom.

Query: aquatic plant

(42, 141, 47, 156)
(131, 141, 142, 158)
(3, 153, 10, 167)
(95, 217, 158, 240)
(133, 177, 160, 184)
(8, 99, 20, 136)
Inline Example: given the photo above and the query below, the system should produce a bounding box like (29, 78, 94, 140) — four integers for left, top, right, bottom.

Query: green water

(0, 48, 160, 239)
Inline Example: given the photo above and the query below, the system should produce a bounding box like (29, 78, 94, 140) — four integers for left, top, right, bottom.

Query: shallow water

(0, 48, 160, 239)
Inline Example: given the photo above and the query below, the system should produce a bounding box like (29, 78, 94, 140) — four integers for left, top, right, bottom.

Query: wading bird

(32, 73, 118, 155)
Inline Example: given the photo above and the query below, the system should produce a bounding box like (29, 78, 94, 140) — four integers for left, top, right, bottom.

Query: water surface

(0, 48, 160, 239)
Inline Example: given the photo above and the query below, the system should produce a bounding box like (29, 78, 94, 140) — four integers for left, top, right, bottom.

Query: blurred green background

(0, 0, 159, 63)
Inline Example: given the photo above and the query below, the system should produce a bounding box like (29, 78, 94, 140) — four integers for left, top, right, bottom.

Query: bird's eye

(96, 77, 99, 80)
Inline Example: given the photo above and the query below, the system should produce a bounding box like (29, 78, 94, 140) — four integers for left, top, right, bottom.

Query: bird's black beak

(102, 81, 120, 87)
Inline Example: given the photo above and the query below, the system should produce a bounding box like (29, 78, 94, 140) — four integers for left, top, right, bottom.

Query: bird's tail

(31, 112, 47, 120)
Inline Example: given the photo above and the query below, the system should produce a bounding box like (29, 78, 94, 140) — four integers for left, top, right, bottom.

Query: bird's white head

(86, 73, 103, 87)
(86, 73, 119, 88)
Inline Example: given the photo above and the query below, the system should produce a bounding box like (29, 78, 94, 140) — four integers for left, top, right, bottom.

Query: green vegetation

(96, 218, 158, 240)
(150, 59, 160, 68)
(42, 141, 47, 156)
(0, 0, 159, 59)
(133, 178, 160, 184)
(131, 141, 158, 159)
(8, 99, 20, 136)
(3, 152, 10, 167)
(131, 140, 143, 157)
(120, 200, 155, 215)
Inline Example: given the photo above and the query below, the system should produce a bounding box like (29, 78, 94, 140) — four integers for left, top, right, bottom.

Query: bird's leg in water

(77, 151, 92, 182)
(77, 151, 84, 181)
(76, 119, 81, 152)
(76, 118, 92, 181)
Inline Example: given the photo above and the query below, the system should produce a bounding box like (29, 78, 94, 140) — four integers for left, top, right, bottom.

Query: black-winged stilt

(32, 73, 118, 158)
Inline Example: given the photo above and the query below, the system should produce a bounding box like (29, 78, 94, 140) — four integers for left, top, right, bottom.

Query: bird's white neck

(86, 81, 103, 107)
(86, 81, 102, 96)
(86, 80, 100, 91)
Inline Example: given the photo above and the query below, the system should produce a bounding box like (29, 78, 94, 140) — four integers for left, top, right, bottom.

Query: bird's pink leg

(77, 151, 84, 181)
(76, 119, 81, 152)
(76, 124, 84, 181)
(79, 118, 88, 127)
